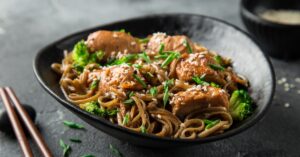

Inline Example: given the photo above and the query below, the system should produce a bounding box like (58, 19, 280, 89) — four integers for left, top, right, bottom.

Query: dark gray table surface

(0, 0, 300, 156)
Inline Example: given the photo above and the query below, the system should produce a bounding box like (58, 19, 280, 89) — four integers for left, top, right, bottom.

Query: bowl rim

(33, 13, 276, 144)
(240, 0, 300, 28)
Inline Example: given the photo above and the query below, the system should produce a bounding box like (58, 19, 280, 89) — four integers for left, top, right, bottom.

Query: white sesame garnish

(284, 103, 290, 108)
(295, 77, 300, 83)
(180, 123, 185, 127)
(113, 33, 118, 38)
(157, 114, 162, 119)
(130, 41, 136, 46)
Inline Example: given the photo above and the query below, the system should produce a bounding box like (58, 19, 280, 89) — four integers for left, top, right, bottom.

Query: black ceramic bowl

(241, 0, 300, 59)
(33, 14, 275, 147)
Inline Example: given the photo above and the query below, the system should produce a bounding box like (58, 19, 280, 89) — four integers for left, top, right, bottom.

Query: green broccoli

(72, 41, 104, 72)
(79, 101, 118, 117)
(229, 89, 253, 121)
(72, 40, 89, 68)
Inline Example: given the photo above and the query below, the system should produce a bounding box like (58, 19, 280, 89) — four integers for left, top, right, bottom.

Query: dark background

(0, 0, 299, 156)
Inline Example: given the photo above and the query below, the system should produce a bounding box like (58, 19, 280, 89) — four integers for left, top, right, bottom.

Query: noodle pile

(51, 30, 252, 139)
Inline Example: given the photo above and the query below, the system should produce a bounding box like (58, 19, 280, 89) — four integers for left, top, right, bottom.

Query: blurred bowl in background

(241, 0, 300, 60)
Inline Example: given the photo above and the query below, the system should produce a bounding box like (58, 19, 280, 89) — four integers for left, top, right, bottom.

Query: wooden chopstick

(0, 87, 34, 157)
(4, 87, 53, 157)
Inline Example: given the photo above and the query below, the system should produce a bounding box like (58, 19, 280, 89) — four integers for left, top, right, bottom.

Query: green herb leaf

(133, 64, 142, 69)
(146, 72, 154, 77)
(163, 79, 174, 108)
(192, 75, 210, 86)
(204, 119, 220, 129)
(128, 91, 135, 97)
(63, 121, 84, 129)
(69, 138, 82, 143)
(161, 52, 180, 68)
(123, 99, 134, 105)
(122, 113, 130, 125)
(90, 79, 99, 90)
(150, 87, 158, 96)
(183, 39, 193, 53)
(109, 144, 123, 157)
(209, 64, 225, 71)
(80, 155, 95, 157)
(110, 54, 137, 65)
(119, 29, 126, 33)
(158, 43, 165, 55)
(133, 74, 147, 88)
(214, 55, 222, 65)
(140, 125, 147, 134)
(106, 109, 119, 116)
(210, 82, 220, 88)
(138, 52, 151, 63)
(138, 38, 150, 43)
(59, 139, 71, 157)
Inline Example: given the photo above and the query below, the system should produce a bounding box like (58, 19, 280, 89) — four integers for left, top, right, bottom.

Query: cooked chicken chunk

(171, 85, 229, 117)
(86, 30, 140, 60)
(88, 64, 145, 91)
(176, 52, 225, 83)
(146, 33, 207, 56)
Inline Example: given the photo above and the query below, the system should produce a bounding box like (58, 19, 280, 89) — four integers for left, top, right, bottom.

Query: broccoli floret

(72, 41, 104, 72)
(79, 101, 118, 117)
(229, 89, 253, 121)
(72, 40, 89, 69)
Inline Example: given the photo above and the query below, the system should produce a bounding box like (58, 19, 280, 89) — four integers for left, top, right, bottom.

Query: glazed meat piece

(86, 30, 141, 60)
(170, 85, 229, 117)
(88, 64, 145, 91)
(146, 33, 207, 56)
(175, 52, 226, 84)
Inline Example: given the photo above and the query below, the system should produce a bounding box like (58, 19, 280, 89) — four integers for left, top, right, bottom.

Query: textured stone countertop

(0, 0, 299, 156)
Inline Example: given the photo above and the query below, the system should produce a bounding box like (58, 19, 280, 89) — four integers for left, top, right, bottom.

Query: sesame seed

(284, 103, 290, 108)
(295, 77, 300, 83)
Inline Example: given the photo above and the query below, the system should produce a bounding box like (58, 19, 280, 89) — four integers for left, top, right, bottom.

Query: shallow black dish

(33, 14, 275, 147)
(241, 0, 300, 60)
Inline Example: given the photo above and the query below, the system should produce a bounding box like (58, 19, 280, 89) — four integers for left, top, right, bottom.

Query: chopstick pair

(0, 87, 52, 157)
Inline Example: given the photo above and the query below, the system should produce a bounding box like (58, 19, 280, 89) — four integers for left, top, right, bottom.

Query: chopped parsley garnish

(183, 39, 193, 53)
(204, 119, 220, 129)
(122, 113, 130, 125)
(163, 79, 174, 108)
(138, 51, 151, 63)
(140, 125, 147, 134)
(89, 79, 99, 90)
(106, 109, 119, 116)
(138, 38, 150, 43)
(209, 64, 225, 71)
(161, 51, 180, 68)
(150, 87, 158, 96)
(158, 43, 165, 55)
(63, 121, 84, 129)
(59, 139, 71, 157)
(214, 55, 222, 65)
(69, 138, 82, 143)
(133, 64, 142, 69)
(133, 74, 147, 88)
(109, 144, 123, 157)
